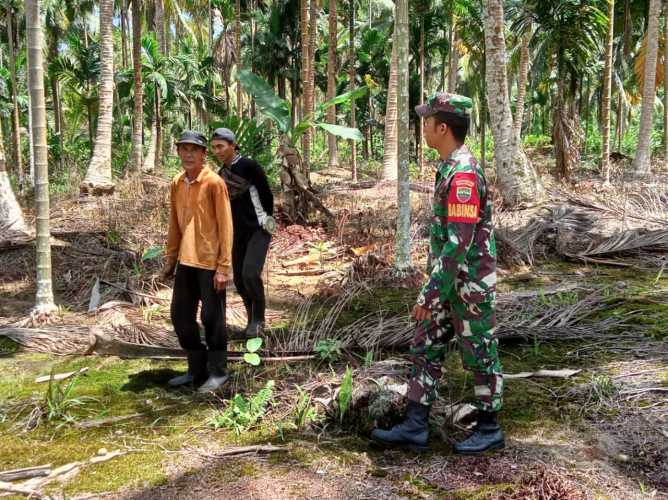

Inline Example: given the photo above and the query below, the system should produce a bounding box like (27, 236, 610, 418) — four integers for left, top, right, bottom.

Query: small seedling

(337, 366, 354, 424)
(244, 337, 263, 366)
(315, 339, 342, 364)
(209, 380, 275, 435)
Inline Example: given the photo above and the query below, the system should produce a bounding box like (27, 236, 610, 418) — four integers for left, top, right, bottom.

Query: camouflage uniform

(407, 94, 502, 413)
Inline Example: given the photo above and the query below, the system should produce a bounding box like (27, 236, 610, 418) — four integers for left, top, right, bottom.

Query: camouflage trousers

(406, 299, 503, 412)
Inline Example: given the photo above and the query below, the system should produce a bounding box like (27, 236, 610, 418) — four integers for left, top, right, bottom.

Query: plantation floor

(1, 166, 667, 499)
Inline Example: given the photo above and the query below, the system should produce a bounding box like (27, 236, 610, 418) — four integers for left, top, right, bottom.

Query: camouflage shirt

(417, 144, 497, 309)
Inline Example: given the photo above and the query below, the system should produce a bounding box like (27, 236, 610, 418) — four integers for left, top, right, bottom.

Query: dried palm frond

(576, 229, 668, 257)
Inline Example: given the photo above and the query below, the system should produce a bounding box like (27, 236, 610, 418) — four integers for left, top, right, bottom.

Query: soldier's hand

(412, 304, 432, 321)
(213, 271, 229, 292)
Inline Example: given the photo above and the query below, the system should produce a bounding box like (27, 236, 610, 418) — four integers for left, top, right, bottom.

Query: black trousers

(232, 228, 271, 320)
(171, 263, 227, 351)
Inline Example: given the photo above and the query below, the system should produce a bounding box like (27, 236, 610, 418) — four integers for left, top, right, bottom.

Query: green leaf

(315, 123, 364, 142)
(318, 87, 368, 112)
(290, 120, 313, 143)
(338, 366, 354, 424)
(244, 353, 261, 366)
(237, 69, 291, 134)
(141, 246, 164, 261)
(246, 337, 263, 353)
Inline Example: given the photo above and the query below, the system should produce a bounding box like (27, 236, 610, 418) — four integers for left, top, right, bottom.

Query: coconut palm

(395, 0, 410, 269)
(483, 0, 545, 206)
(81, 0, 115, 194)
(26, 0, 56, 315)
(326, 0, 339, 168)
(632, 0, 661, 175)
(381, 28, 398, 181)
(131, 0, 143, 173)
(601, 0, 615, 183)
(0, 118, 31, 246)
(5, 0, 24, 189)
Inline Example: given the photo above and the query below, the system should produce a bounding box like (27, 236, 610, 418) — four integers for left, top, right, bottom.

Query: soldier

(371, 93, 504, 454)
(160, 131, 233, 392)
(211, 128, 274, 338)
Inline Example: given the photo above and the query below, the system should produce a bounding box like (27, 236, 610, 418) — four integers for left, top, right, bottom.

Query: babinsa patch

(447, 172, 480, 224)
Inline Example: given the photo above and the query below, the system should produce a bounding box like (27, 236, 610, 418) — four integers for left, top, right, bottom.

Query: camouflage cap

(415, 92, 473, 118)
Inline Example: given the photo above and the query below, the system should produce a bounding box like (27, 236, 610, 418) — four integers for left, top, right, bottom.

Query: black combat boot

(370, 401, 430, 452)
(197, 350, 230, 393)
(168, 350, 208, 388)
(245, 298, 265, 338)
(453, 410, 505, 455)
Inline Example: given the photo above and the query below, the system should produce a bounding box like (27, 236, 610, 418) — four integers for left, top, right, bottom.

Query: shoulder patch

(447, 172, 480, 224)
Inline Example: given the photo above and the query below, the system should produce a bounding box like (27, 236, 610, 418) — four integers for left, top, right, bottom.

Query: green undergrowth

(0, 354, 224, 496)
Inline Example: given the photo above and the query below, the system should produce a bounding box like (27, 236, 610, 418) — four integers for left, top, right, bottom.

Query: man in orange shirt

(160, 131, 233, 392)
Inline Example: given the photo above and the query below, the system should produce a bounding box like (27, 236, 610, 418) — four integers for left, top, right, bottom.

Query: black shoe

(168, 350, 207, 387)
(370, 401, 430, 453)
(453, 411, 505, 455)
(244, 298, 266, 338)
(198, 350, 230, 393)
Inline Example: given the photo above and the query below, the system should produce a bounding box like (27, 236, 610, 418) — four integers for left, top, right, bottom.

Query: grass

(1, 260, 665, 496)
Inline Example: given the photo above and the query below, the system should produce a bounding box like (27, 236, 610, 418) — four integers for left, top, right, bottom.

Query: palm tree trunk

(418, 14, 425, 174)
(513, 17, 531, 143)
(306, 0, 317, 169)
(131, 0, 143, 173)
(326, 0, 339, 168)
(664, 1, 668, 168)
(299, 0, 309, 165)
(447, 14, 458, 92)
(235, 0, 242, 117)
(482, 0, 544, 206)
(601, 0, 615, 183)
(382, 31, 398, 181)
(143, 115, 157, 173)
(6, 5, 24, 190)
(82, 0, 115, 194)
(155, 0, 165, 54)
(632, 0, 661, 175)
(26, 0, 56, 314)
(155, 88, 162, 171)
(48, 35, 65, 174)
(0, 115, 31, 245)
(481, 56, 487, 170)
(349, 0, 357, 181)
(120, 0, 129, 68)
(395, 0, 410, 270)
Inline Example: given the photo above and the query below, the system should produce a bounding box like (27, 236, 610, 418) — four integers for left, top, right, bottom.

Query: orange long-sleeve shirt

(165, 166, 233, 276)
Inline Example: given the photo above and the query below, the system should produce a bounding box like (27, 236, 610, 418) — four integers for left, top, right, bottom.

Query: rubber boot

(197, 351, 230, 393)
(244, 298, 265, 338)
(168, 350, 207, 387)
(370, 401, 430, 452)
(453, 411, 505, 455)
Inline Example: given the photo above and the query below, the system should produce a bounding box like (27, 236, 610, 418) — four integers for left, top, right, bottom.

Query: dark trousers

(232, 229, 271, 320)
(171, 263, 227, 351)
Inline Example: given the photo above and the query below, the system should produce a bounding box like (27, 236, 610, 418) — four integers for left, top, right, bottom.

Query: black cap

(175, 130, 207, 148)
(211, 127, 236, 143)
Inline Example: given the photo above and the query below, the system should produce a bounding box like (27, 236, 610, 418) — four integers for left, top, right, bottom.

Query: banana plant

(237, 69, 367, 146)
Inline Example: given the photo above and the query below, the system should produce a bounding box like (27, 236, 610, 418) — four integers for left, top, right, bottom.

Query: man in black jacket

(211, 128, 274, 338)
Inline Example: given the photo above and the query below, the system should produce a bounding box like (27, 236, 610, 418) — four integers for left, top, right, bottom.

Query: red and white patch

(447, 172, 480, 223)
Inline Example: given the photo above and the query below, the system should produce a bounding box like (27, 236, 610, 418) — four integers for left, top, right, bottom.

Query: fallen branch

(98, 280, 169, 303)
(74, 412, 145, 429)
(35, 367, 89, 384)
(504, 369, 581, 380)
(90, 331, 315, 361)
(203, 445, 287, 458)
(0, 465, 51, 482)
(0, 481, 43, 498)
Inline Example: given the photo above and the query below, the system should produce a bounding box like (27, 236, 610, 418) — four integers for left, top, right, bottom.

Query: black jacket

(219, 156, 274, 235)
